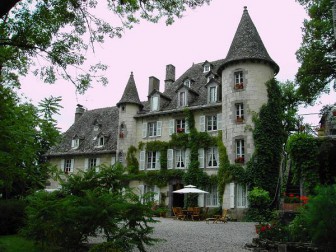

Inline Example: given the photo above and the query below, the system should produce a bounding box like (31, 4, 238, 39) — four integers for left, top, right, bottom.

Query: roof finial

(131, 71, 133, 76)
(244, 6, 248, 12)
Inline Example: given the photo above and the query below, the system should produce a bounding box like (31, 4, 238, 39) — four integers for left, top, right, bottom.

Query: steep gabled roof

(219, 6, 279, 74)
(47, 107, 119, 156)
(117, 72, 143, 108)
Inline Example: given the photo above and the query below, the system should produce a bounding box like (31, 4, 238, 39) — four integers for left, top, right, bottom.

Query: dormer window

(184, 79, 191, 87)
(234, 71, 244, 89)
(150, 96, 159, 111)
(209, 86, 218, 103)
(71, 138, 79, 149)
(178, 91, 187, 107)
(203, 64, 210, 73)
(98, 136, 105, 147)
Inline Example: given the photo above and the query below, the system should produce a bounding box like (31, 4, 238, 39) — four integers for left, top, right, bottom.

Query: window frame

(234, 71, 244, 84)
(148, 122, 157, 137)
(71, 138, 79, 149)
(150, 96, 159, 111)
(175, 149, 185, 169)
(203, 64, 210, 73)
(147, 151, 157, 170)
(206, 185, 219, 207)
(235, 139, 245, 164)
(235, 103, 244, 122)
(178, 91, 187, 107)
(207, 115, 217, 131)
(206, 147, 218, 168)
(176, 119, 186, 133)
(236, 184, 248, 208)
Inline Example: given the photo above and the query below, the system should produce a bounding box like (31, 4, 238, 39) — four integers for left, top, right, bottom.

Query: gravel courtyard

(135, 218, 257, 252)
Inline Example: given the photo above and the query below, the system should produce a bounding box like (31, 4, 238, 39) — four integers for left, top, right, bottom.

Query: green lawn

(0, 235, 53, 252)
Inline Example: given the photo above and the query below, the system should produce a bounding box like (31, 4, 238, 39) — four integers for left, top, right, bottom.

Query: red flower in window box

(236, 116, 244, 123)
(119, 132, 124, 138)
(176, 128, 184, 133)
(235, 83, 244, 89)
(235, 157, 245, 164)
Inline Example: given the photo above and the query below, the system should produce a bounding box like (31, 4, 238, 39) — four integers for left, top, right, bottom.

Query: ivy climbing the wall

(246, 78, 286, 200)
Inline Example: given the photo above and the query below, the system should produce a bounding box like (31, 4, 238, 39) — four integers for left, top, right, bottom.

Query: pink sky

(19, 0, 334, 131)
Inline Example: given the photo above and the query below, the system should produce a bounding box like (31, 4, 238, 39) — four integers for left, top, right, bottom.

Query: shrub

(245, 187, 273, 223)
(0, 199, 26, 235)
(289, 185, 336, 247)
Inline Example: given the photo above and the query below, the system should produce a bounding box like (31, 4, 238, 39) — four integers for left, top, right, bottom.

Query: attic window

(178, 91, 187, 107)
(203, 64, 210, 73)
(184, 79, 190, 87)
(150, 96, 159, 111)
(98, 136, 105, 147)
(71, 138, 79, 149)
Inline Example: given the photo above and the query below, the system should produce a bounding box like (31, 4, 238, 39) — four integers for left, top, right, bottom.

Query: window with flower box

(169, 119, 189, 135)
(235, 103, 244, 123)
(234, 71, 244, 90)
(61, 159, 74, 174)
(235, 139, 245, 164)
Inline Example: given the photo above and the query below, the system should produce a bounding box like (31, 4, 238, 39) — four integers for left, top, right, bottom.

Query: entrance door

(172, 184, 184, 207)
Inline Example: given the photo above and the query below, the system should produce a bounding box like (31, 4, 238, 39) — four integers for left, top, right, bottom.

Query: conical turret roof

(117, 72, 143, 108)
(219, 6, 279, 74)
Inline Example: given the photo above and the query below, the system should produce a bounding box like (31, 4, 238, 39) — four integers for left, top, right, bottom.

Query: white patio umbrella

(173, 185, 209, 194)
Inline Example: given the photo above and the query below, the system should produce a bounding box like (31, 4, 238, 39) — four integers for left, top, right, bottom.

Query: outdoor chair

(201, 207, 209, 220)
(172, 207, 186, 220)
(191, 207, 201, 221)
(206, 208, 228, 224)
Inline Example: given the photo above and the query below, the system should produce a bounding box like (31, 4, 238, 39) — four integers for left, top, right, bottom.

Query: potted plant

(235, 156, 244, 164)
(236, 116, 244, 123)
(283, 193, 303, 212)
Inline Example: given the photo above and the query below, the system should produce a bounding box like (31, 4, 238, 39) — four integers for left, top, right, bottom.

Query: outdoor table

(182, 209, 193, 220)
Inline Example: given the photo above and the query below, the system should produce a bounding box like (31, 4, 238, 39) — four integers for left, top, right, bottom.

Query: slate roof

(117, 72, 143, 108)
(218, 6, 279, 74)
(47, 107, 119, 157)
(139, 59, 225, 116)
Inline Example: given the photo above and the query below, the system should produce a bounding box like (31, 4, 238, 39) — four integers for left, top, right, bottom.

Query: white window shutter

(185, 148, 190, 168)
(198, 148, 204, 168)
(154, 186, 160, 203)
(60, 159, 65, 170)
(230, 182, 235, 208)
(95, 158, 100, 172)
(198, 194, 204, 207)
(169, 119, 175, 135)
(185, 120, 190, 133)
(156, 152, 161, 170)
(157, 121, 162, 136)
(142, 122, 147, 138)
(139, 151, 145, 170)
(217, 113, 222, 131)
(84, 158, 89, 172)
(215, 86, 218, 101)
(138, 185, 145, 204)
(167, 149, 174, 169)
(111, 156, 116, 166)
(200, 116, 205, 132)
(70, 159, 74, 173)
(215, 147, 219, 167)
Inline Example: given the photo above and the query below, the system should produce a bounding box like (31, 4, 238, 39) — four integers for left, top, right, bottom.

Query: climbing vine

(126, 145, 139, 174)
(246, 78, 286, 199)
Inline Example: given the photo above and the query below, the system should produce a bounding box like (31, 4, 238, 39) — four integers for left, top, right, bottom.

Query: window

(176, 119, 186, 133)
(209, 86, 217, 103)
(236, 184, 248, 208)
(235, 139, 245, 164)
(144, 185, 155, 203)
(143, 121, 162, 138)
(150, 96, 159, 111)
(167, 149, 190, 169)
(118, 152, 123, 163)
(98, 136, 105, 146)
(206, 185, 219, 206)
(207, 115, 217, 131)
(175, 149, 185, 168)
(235, 103, 244, 122)
(121, 106, 126, 112)
(178, 91, 186, 107)
(184, 79, 190, 87)
(204, 64, 210, 73)
(207, 147, 218, 168)
(140, 151, 161, 170)
(148, 122, 157, 137)
(89, 158, 97, 169)
(63, 159, 74, 174)
(200, 114, 222, 132)
(169, 119, 189, 135)
(119, 123, 126, 138)
(234, 71, 244, 89)
(71, 138, 79, 149)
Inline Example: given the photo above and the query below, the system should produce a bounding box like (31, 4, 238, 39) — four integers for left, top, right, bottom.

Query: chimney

(164, 64, 175, 91)
(148, 76, 160, 95)
(75, 104, 85, 122)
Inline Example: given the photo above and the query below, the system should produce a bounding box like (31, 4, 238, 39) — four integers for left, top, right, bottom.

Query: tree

(296, 0, 336, 104)
(22, 164, 157, 252)
(0, 85, 61, 199)
(0, 0, 211, 92)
